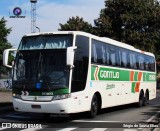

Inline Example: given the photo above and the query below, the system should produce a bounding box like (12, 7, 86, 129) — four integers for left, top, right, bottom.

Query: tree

(58, 16, 93, 33)
(0, 17, 13, 75)
(94, 0, 160, 57)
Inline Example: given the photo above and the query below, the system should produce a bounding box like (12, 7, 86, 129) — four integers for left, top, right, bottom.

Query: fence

(0, 79, 12, 89)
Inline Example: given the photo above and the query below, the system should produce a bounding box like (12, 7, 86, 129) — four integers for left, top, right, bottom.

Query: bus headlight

(52, 94, 71, 100)
(13, 93, 21, 99)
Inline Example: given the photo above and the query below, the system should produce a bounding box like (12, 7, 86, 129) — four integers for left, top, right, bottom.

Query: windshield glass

(19, 34, 73, 50)
(13, 34, 73, 90)
(13, 49, 69, 90)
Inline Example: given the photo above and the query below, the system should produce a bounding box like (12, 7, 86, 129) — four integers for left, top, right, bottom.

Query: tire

(138, 93, 144, 107)
(89, 95, 98, 118)
(143, 92, 149, 106)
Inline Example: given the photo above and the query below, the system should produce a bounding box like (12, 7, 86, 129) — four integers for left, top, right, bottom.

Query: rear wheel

(143, 91, 149, 106)
(138, 92, 144, 107)
(89, 95, 98, 118)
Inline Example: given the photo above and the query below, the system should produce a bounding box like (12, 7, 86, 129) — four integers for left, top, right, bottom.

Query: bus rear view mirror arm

(66, 46, 77, 68)
(3, 49, 17, 68)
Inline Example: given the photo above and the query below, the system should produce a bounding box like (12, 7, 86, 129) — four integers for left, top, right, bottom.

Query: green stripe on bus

(143, 72, 156, 82)
(132, 82, 136, 93)
(13, 88, 69, 96)
(91, 66, 156, 82)
(134, 72, 138, 81)
(91, 66, 96, 80)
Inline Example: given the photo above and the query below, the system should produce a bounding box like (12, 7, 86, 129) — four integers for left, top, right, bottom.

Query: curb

(0, 103, 14, 114)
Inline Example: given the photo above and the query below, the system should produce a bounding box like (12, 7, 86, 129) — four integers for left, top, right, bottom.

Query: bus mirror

(66, 46, 77, 68)
(3, 49, 17, 68)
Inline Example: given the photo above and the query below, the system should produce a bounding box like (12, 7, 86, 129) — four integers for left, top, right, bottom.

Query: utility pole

(30, 0, 37, 33)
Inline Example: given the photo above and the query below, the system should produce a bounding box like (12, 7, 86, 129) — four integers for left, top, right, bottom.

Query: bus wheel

(143, 91, 149, 106)
(138, 92, 144, 107)
(89, 95, 98, 118)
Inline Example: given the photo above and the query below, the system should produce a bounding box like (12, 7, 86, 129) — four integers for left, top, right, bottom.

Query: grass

(0, 88, 12, 92)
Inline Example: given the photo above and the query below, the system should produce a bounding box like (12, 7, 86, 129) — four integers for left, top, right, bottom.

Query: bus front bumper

(12, 97, 73, 114)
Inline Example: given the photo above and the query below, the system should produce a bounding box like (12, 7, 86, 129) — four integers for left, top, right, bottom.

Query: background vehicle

(3, 31, 156, 118)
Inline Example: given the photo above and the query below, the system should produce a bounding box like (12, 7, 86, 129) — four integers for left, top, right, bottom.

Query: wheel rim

(92, 97, 98, 114)
(140, 99, 143, 105)
(139, 95, 144, 106)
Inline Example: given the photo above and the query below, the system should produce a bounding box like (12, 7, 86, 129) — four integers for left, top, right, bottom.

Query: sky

(0, 0, 104, 48)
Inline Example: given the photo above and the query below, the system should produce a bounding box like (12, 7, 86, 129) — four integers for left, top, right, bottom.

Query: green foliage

(94, 0, 160, 57)
(58, 1, 160, 58)
(0, 17, 13, 75)
(58, 16, 93, 33)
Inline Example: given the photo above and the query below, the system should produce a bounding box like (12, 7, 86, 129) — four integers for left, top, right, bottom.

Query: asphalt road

(0, 93, 160, 131)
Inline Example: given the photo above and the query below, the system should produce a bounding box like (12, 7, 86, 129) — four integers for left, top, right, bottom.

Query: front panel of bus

(11, 33, 90, 114)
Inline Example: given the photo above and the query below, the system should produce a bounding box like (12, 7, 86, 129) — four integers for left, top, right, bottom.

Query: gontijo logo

(93, 67, 120, 80)
(100, 70, 119, 79)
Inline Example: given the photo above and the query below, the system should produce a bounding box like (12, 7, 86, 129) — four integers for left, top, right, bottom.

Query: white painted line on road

(123, 129, 138, 131)
(72, 120, 123, 123)
(56, 127, 77, 131)
(5, 115, 31, 119)
(146, 110, 160, 122)
(0, 127, 10, 130)
(20, 128, 40, 131)
(90, 128, 108, 131)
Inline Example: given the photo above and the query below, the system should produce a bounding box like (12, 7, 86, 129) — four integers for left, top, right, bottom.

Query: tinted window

(19, 35, 73, 50)
(150, 57, 155, 71)
(92, 40, 106, 64)
(71, 35, 89, 92)
(91, 39, 155, 72)
(138, 55, 145, 70)
(121, 49, 128, 67)
(130, 52, 137, 69)
(109, 46, 116, 66)
(144, 56, 150, 70)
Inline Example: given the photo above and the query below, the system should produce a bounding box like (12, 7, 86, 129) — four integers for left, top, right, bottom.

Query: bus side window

(150, 57, 155, 71)
(121, 49, 127, 67)
(102, 45, 106, 64)
(144, 56, 149, 71)
(91, 43, 97, 63)
(96, 45, 103, 64)
(105, 46, 109, 65)
(115, 47, 120, 66)
(118, 50, 121, 67)
(130, 52, 137, 69)
(92, 40, 107, 65)
(127, 51, 130, 68)
(139, 55, 145, 70)
(109, 46, 116, 66)
(71, 35, 89, 93)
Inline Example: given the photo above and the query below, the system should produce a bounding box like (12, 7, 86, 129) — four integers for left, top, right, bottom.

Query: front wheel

(89, 95, 98, 118)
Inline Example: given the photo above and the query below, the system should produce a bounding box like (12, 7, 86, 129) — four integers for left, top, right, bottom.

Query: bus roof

(24, 31, 155, 57)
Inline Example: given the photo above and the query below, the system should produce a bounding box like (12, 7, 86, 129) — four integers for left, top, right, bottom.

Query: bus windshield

(13, 49, 69, 90)
(19, 34, 73, 50)
(12, 34, 73, 90)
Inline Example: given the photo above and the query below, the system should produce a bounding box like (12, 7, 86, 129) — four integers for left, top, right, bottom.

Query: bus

(3, 31, 156, 118)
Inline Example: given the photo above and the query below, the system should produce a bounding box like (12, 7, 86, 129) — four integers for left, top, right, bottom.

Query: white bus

(3, 31, 156, 118)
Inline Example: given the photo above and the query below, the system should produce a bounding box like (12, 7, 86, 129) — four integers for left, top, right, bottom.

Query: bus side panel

(91, 81, 139, 108)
